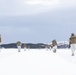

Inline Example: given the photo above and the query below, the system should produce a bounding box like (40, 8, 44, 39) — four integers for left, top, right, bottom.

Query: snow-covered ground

(0, 48, 76, 75)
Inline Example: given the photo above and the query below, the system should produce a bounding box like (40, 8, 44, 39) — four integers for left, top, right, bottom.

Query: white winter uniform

(24, 47, 26, 51)
(17, 46, 21, 52)
(71, 44, 76, 55)
(16, 41, 22, 52)
(69, 34, 76, 56)
(52, 45, 57, 52)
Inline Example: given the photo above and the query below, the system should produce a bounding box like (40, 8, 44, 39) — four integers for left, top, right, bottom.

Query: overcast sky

(0, 0, 76, 44)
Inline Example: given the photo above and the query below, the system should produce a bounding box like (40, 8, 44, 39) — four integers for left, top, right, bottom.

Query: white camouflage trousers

(17, 46, 21, 52)
(71, 44, 76, 55)
(24, 47, 26, 51)
(52, 45, 57, 52)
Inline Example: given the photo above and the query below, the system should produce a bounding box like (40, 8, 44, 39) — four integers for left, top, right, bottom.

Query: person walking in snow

(0, 34, 2, 51)
(52, 39, 57, 53)
(16, 41, 22, 52)
(24, 43, 26, 51)
(49, 44, 53, 50)
(69, 33, 76, 56)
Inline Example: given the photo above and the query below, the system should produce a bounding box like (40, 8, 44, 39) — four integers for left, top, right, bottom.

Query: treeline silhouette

(1, 43, 69, 49)
(1, 43, 46, 49)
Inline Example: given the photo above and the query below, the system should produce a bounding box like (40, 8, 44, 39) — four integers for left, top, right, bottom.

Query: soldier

(24, 44, 26, 51)
(69, 33, 76, 56)
(50, 44, 53, 50)
(16, 41, 22, 52)
(52, 39, 57, 53)
(0, 35, 2, 49)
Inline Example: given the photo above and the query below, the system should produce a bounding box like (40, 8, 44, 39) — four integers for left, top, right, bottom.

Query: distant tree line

(1, 43, 46, 49)
(1, 43, 69, 49)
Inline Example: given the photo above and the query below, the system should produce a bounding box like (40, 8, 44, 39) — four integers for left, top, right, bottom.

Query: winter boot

(72, 53, 74, 56)
(53, 49, 56, 53)
(18, 50, 20, 52)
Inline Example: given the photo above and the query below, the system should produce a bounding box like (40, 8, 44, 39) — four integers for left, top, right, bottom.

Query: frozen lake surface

(0, 48, 76, 75)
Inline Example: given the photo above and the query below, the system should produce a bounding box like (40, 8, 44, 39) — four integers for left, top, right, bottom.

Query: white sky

(0, 0, 76, 16)
(0, 0, 60, 16)
(0, 0, 76, 43)
(25, 0, 60, 5)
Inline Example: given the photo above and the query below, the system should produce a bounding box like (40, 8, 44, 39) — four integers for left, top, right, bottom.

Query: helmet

(71, 33, 74, 36)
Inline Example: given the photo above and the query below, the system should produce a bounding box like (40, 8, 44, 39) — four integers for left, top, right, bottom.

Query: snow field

(0, 48, 76, 75)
